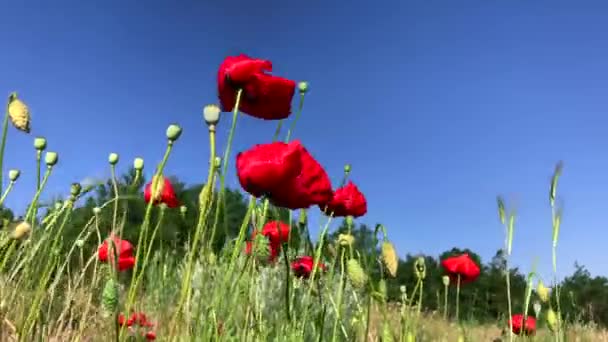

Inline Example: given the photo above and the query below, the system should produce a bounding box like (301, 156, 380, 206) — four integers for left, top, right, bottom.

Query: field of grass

(0, 54, 605, 341)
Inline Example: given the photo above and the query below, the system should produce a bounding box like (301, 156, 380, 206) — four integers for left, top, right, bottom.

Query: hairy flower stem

(0, 181, 15, 206)
(505, 258, 514, 342)
(456, 275, 461, 322)
(0, 98, 11, 195)
(24, 166, 53, 223)
(218, 89, 243, 240)
(285, 91, 306, 143)
(110, 164, 120, 233)
(331, 250, 346, 342)
(122, 141, 174, 340)
(282, 245, 292, 322)
(443, 283, 449, 320)
(31, 150, 42, 230)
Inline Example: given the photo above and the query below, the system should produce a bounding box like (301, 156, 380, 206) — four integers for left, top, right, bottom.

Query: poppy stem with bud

(0, 93, 16, 195)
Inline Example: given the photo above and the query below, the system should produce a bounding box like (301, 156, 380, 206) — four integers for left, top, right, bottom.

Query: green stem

(0, 102, 10, 195)
(285, 92, 306, 143)
(0, 181, 14, 206)
(443, 284, 448, 320)
(456, 275, 461, 322)
(24, 167, 53, 223)
(110, 165, 120, 232)
(282, 244, 291, 322)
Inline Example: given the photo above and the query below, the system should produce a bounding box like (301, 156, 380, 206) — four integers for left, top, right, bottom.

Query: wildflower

(261, 221, 290, 246)
(320, 181, 367, 218)
(98, 235, 136, 271)
(218, 54, 296, 120)
(291, 256, 326, 278)
(236, 140, 332, 209)
(144, 175, 179, 208)
(441, 253, 480, 284)
(118, 312, 156, 340)
(509, 314, 536, 336)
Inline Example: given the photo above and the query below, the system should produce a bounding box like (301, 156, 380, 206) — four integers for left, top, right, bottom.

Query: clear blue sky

(2, 1, 607, 281)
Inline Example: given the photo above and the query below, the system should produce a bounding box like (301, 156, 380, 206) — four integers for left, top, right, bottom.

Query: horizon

(2, 1, 608, 282)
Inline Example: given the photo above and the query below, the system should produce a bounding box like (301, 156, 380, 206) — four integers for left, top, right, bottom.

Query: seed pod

(337, 233, 354, 247)
(166, 124, 182, 142)
(8, 94, 30, 133)
(133, 157, 144, 171)
(414, 256, 426, 280)
(442, 275, 450, 287)
(298, 81, 309, 94)
(108, 153, 119, 165)
(203, 104, 221, 126)
(8, 169, 20, 182)
(347, 259, 367, 289)
(546, 308, 558, 332)
(381, 241, 398, 277)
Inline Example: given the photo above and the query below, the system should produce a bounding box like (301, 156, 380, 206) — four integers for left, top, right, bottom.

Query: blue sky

(2, 1, 608, 281)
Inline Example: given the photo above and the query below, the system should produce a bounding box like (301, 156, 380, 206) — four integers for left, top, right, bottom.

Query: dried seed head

(8, 169, 20, 182)
(537, 280, 550, 303)
(101, 278, 119, 318)
(166, 124, 182, 142)
(108, 153, 119, 165)
(381, 241, 399, 277)
(12, 221, 31, 240)
(414, 256, 426, 280)
(442, 275, 450, 287)
(337, 233, 355, 247)
(203, 104, 221, 126)
(346, 258, 367, 288)
(8, 93, 31, 134)
(546, 308, 558, 332)
(298, 81, 309, 94)
(45, 151, 58, 166)
(34, 137, 46, 151)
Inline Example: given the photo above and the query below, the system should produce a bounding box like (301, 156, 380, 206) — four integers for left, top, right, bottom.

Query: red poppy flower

(144, 175, 179, 208)
(441, 253, 480, 284)
(320, 181, 367, 217)
(267, 144, 333, 210)
(218, 54, 296, 120)
(236, 141, 303, 198)
(509, 314, 536, 336)
(144, 331, 156, 340)
(291, 256, 326, 278)
(261, 221, 291, 245)
(98, 235, 136, 271)
(118, 312, 156, 340)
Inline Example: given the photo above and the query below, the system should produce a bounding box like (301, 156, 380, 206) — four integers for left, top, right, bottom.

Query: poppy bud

(12, 221, 31, 240)
(344, 164, 351, 174)
(442, 275, 450, 287)
(108, 153, 119, 165)
(180, 205, 187, 215)
(8, 169, 20, 182)
(45, 152, 58, 166)
(537, 281, 550, 303)
(93, 207, 101, 215)
(7, 92, 31, 134)
(75, 239, 84, 248)
(346, 259, 367, 288)
(101, 278, 119, 318)
(34, 137, 47, 151)
(166, 124, 182, 142)
(546, 308, 558, 332)
(133, 157, 144, 171)
(298, 81, 309, 94)
(70, 183, 82, 197)
(203, 104, 221, 127)
(214, 157, 222, 170)
(399, 285, 407, 294)
(381, 241, 398, 277)
(345, 215, 354, 227)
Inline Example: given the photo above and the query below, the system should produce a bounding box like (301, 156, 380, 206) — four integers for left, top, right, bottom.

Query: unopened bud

(337, 233, 354, 247)
(8, 169, 20, 182)
(45, 151, 58, 166)
(75, 239, 84, 248)
(180, 205, 187, 214)
(34, 137, 47, 150)
(166, 124, 182, 142)
(93, 207, 101, 215)
(108, 153, 119, 165)
(213, 157, 222, 170)
(133, 157, 144, 171)
(7, 93, 31, 134)
(298, 81, 309, 94)
(203, 104, 221, 126)
(442, 275, 450, 287)
(414, 256, 426, 280)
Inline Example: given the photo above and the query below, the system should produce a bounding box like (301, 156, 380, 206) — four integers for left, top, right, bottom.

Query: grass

(0, 60, 604, 341)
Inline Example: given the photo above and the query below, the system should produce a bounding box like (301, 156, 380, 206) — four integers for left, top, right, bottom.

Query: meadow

(0, 54, 606, 341)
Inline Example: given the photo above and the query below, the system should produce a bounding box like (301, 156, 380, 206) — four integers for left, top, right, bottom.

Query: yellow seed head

(347, 259, 368, 288)
(381, 241, 399, 277)
(337, 233, 355, 247)
(537, 280, 550, 303)
(8, 94, 31, 134)
(12, 221, 31, 240)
